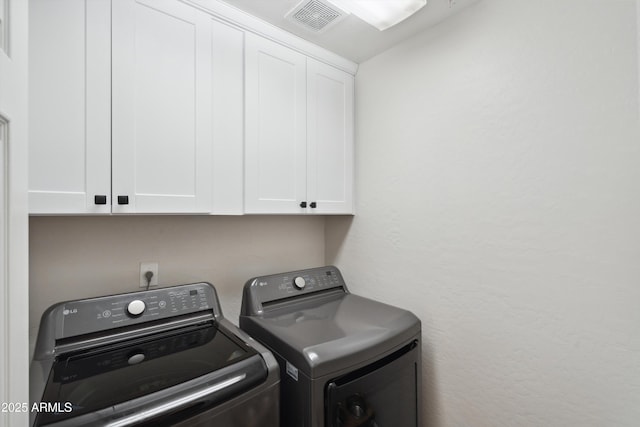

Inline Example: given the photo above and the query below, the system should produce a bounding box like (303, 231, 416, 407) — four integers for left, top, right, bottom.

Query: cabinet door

(245, 33, 307, 214)
(112, 0, 212, 214)
(29, 0, 111, 214)
(306, 59, 354, 214)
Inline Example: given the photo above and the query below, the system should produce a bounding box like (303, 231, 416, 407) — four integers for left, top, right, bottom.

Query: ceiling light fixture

(328, 0, 427, 31)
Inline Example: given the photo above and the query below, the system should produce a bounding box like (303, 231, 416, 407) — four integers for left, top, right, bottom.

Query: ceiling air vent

(285, 0, 348, 33)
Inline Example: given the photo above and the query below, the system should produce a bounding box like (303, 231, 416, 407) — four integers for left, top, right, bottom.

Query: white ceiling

(217, 0, 480, 63)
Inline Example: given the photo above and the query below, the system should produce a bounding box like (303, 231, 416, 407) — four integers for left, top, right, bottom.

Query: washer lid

(35, 323, 266, 426)
(241, 292, 420, 378)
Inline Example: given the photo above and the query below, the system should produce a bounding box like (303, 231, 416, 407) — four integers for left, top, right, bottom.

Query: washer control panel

(242, 266, 346, 315)
(56, 283, 215, 339)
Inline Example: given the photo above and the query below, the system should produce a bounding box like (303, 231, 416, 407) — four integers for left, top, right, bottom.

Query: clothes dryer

(240, 266, 421, 427)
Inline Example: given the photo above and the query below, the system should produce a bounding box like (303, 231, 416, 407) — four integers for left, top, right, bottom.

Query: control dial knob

(293, 276, 306, 290)
(127, 299, 146, 316)
(127, 353, 145, 365)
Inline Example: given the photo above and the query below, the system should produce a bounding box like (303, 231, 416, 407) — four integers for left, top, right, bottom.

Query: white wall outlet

(139, 262, 159, 288)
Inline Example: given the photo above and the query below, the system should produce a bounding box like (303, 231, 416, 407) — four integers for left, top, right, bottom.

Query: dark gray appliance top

(240, 266, 421, 378)
(31, 282, 279, 427)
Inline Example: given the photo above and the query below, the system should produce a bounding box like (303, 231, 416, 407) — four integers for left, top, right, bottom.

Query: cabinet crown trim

(181, 0, 358, 75)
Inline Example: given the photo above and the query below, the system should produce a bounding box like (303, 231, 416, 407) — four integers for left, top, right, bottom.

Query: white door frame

(0, 0, 29, 425)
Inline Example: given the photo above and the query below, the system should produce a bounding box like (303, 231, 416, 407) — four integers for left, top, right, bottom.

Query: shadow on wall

(324, 216, 353, 265)
(421, 340, 441, 427)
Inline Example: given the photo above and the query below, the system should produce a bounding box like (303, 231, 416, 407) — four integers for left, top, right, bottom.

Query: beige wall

(327, 0, 640, 425)
(30, 215, 325, 340)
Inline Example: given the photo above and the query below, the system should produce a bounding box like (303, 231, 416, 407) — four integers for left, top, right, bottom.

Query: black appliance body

(30, 282, 279, 427)
(240, 266, 422, 427)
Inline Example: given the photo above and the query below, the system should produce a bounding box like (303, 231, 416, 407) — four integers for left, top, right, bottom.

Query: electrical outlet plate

(140, 262, 159, 288)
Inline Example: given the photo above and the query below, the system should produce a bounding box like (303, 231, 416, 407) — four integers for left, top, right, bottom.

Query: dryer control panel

(241, 266, 347, 316)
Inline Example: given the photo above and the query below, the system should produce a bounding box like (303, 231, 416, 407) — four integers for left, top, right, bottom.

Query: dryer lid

(241, 292, 420, 378)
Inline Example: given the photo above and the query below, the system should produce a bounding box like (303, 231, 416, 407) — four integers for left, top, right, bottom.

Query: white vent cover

(285, 0, 348, 33)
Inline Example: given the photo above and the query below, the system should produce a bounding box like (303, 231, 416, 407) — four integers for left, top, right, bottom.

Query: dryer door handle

(105, 373, 247, 427)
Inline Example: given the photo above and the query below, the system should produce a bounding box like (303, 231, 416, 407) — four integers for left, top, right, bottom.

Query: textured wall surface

(326, 0, 640, 425)
(30, 216, 324, 341)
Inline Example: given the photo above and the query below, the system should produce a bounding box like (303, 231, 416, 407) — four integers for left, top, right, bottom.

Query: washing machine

(30, 282, 279, 427)
(240, 266, 421, 427)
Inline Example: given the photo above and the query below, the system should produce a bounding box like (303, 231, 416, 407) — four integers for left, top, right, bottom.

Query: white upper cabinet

(112, 0, 212, 214)
(306, 58, 354, 214)
(245, 33, 308, 214)
(245, 37, 354, 214)
(28, 0, 355, 215)
(29, 0, 111, 214)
